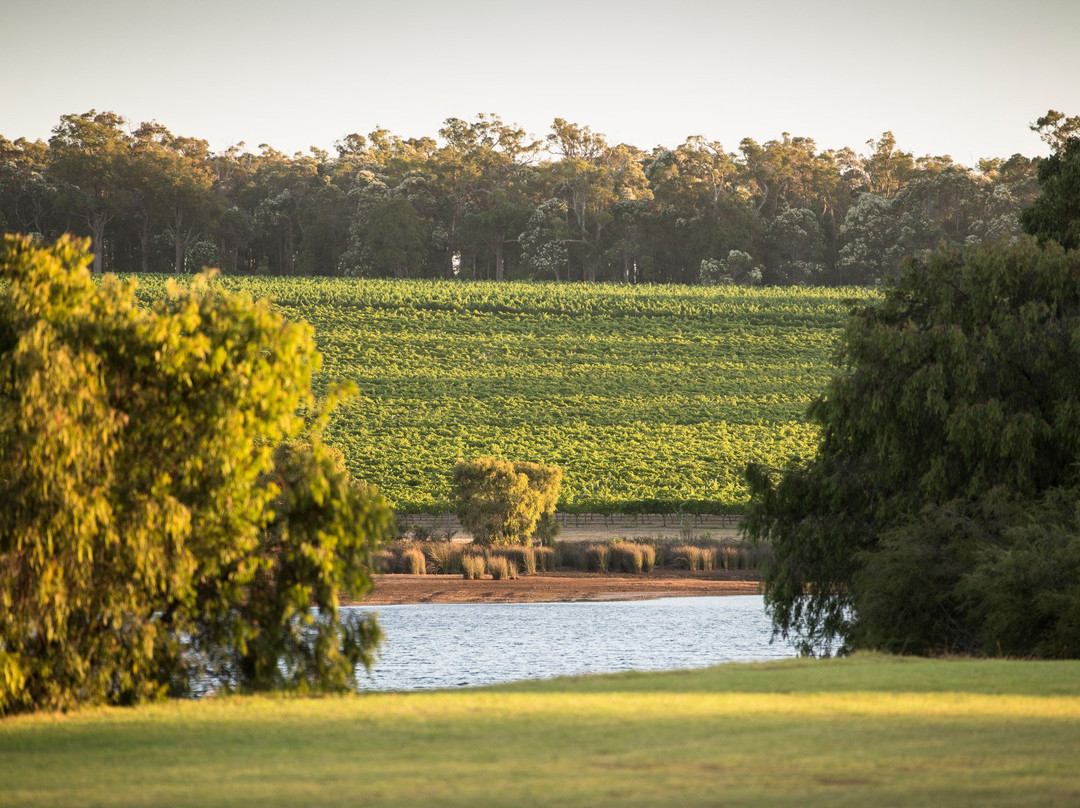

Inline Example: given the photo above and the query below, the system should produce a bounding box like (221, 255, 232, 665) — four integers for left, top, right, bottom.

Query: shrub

(452, 457, 562, 546)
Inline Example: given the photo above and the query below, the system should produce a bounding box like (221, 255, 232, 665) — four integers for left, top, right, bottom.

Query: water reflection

(349, 595, 795, 691)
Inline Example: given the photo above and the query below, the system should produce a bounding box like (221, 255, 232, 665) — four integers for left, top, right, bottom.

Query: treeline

(0, 110, 1043, 284)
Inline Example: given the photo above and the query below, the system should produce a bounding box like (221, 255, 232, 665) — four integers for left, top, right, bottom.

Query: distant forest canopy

(0, 110, 1047, 284)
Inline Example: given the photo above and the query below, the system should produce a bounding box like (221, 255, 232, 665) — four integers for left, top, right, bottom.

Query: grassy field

(134, 277, 860, 513)
(3, 654, 1078, 807)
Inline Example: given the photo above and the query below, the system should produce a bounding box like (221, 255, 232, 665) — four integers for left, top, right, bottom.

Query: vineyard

(136, 276, 865, 514)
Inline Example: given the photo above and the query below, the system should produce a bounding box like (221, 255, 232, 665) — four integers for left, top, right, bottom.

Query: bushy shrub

(452, 457, 562, 546)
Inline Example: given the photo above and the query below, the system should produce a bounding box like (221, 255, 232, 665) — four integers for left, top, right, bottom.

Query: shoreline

(357, 570, 762, 605)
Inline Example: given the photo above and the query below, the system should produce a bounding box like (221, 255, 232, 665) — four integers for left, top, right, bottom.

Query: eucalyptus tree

(858, 131, 916, 198)
(0, 235, 394, 713)
(1022, 110, 1080, 250)
(0, 136, 53, 237)
(437, 114, 540, 280)
(746, 237, 1080, 658)
(48, 110, 132, 272)
(160, 133, 218, 274)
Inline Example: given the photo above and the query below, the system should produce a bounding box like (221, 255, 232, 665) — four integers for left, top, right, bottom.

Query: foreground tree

(1022, 110, 1080, 250)
(744, 237, 1080, 657)
(0, 235, 393, 713)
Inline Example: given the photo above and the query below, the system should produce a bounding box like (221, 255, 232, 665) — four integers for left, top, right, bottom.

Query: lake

(350, 594, 796, 691)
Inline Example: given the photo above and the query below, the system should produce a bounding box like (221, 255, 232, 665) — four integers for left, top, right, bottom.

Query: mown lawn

(2, 654, 1078, 807)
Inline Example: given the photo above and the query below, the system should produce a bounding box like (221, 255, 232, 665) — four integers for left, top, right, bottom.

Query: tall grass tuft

(586, 544, 610, 573)
(610, 541, 645, 574)
(425, 541, 463, 575)
(534, 546, 556, 572)
(641, 543, 656, 572)
(402, 547, 427, 575)
(500, 546, 537, 575)
(373, 549, 395, 574)
(673, 544, 703, 571)
(462, 554, 486, 580)
(555, 541, 585, 570)
(487, 555, 518, 580)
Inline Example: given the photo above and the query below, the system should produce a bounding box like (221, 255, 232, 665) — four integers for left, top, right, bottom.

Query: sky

(3, 0, 1079, 164)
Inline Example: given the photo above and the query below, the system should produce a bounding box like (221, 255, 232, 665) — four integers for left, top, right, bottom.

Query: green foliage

(0, 235, 392, 713)
(745, 237, 1080, 657)
(452, 457, 562, 546)
(183, 436, 395, 694)
(1021, 134, 1080, 249)
(130, 276, 849, 514)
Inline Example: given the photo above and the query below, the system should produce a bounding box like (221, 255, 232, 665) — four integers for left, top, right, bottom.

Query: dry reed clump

(401, 547, 427, 575)
(462, 553, 486, 579)
(672, 544, 718, 571)
(586, 544, 610, 573)
(486, 555, 518, 580)
(373, 549, 395, 574)
(554, 542, 585, 570)
(385, 535, 766, 576)
(499, 546, 537, 575)
(424, 541, 463, 575)
(534, 546, 556, 572)
(641, 543, 656, 572)
(609, 541, 645, 574)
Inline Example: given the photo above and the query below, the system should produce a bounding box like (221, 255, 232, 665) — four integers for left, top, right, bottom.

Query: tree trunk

(89, 213, 107, 273)
(494, 241, 505, 281)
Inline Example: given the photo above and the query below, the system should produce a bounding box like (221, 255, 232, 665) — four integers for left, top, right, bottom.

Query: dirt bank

(358, 570, 762, 605)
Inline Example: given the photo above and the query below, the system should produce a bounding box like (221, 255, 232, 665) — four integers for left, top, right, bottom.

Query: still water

(349, 595, 796, 691)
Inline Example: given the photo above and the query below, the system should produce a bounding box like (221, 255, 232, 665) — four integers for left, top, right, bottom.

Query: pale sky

(3, 0, 1078, 163)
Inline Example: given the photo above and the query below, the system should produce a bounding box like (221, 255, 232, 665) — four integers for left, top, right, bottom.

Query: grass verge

(2, 654, 1079, 807)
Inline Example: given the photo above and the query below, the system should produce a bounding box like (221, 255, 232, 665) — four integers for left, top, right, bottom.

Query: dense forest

(0, 110, 1044, 284)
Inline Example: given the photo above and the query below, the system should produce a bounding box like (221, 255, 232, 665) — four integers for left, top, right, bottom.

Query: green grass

(4, 654, 1079, 807)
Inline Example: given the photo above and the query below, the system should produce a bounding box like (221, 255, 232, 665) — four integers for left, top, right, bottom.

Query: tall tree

(0, 235, 394, 713)
(0, 137, 53, 237)
(48, 110, 131, 272)
(1021, 110, 1080, 250)
(745, 237, 1080, 658)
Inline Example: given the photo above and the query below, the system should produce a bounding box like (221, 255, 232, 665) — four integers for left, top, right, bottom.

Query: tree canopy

(744, 237, 1080, 657)
(0, 110, 1044, 285)
(0, 235, 393, 713)
(1021, 110, 1080, 250)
